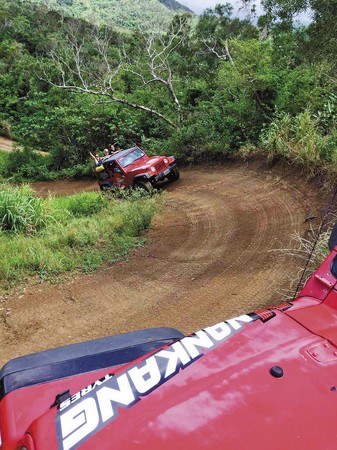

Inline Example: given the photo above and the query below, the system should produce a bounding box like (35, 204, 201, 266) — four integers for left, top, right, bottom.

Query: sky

(179, 0, 310, 24)
(179, 0, 264, 16)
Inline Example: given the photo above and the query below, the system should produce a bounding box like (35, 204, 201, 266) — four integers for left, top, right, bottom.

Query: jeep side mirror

(328, 222, 337, 252)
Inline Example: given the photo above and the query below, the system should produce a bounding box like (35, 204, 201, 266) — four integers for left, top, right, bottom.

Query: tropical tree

(40, 16, 193, 128)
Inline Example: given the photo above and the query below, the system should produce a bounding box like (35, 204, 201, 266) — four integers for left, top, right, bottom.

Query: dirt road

(0, 163, 321, 366)
(0, 136, 14, 151)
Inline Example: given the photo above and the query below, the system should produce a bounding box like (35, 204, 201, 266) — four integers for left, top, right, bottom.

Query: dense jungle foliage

(0, 0, 337, 181)
(28, 0, 192, 30)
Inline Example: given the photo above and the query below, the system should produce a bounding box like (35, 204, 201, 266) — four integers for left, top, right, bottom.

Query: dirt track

(0, 136, 13, 151)
(0, 163, 321, 366)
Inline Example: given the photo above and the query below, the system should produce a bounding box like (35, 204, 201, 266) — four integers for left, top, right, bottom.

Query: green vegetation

(0, 149, 92, 182)
(28, 0, 192, 30)
(0, 184, 48, 233)
(0, 184, 158, 288)
(0, 0, 336, 179)
(1, 0, 337, 287)
(260, 110, 336, 166)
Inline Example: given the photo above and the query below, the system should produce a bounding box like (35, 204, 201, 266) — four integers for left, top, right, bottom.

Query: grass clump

(260, 110, 327, 166)
(238, 109, 337, 180)
(0, 184, 49, 234)
(0, 148, 93, 183)
(51, 191, 108, 218)
(0, 185, 159, 288)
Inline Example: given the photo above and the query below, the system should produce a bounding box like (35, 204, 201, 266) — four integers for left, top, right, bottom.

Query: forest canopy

(28, 0, 193, 30)
(0, 0, 336, 179)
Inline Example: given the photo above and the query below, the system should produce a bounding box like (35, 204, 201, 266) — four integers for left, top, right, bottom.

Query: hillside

(159, 0, 191, 12)
(27, 0, 193, 30)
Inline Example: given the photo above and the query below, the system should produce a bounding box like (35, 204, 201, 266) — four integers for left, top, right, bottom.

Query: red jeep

(95, 147, 179, 191)
(2, 232, 337, 449)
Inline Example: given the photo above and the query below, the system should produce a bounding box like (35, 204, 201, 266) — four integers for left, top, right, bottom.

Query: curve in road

(0, 163, 320, 366)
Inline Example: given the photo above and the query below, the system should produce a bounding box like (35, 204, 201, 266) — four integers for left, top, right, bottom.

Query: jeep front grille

(155, 161, 166, 172)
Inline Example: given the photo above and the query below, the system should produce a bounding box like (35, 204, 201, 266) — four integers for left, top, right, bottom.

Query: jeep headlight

(150, 166, 156, 172)
(164, 158, 168, 163)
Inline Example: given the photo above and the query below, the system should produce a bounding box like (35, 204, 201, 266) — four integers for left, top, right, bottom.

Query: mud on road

(0, 163, 321, 366)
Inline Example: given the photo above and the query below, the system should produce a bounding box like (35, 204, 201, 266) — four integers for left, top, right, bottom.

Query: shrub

(0, 184, 49, 234)
(260, 110, 329, 166)
(0, 151, 10, 178)
(0, 188, 159, 287)
(51, 191, 107, 218)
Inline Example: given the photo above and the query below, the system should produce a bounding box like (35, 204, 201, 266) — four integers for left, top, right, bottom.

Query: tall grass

(260, 110, 328, 166)
(0, 184, 49, 233)
(0, 151, 10, 179)
(0, 186, 159, 288)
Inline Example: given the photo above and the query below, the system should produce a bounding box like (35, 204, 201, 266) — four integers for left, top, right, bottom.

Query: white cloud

(179, 0, 263, 16)
(179, 1, 310, 24)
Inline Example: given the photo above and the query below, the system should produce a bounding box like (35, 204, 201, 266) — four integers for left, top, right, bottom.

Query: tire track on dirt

(0, 164, 321, 366)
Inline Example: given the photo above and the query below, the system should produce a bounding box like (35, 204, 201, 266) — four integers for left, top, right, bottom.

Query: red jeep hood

(29, 309, 337, 450)
(126, 156, 165, 172)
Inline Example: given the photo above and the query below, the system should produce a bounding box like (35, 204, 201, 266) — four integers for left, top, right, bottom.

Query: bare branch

(40, 21, 180, 128)
(202, 39, 236, 67)
(122, 15, 191, 125)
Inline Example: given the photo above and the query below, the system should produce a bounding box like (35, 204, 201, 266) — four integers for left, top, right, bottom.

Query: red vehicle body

(95, 147, 179, 191)
(2, 238, 337, 449)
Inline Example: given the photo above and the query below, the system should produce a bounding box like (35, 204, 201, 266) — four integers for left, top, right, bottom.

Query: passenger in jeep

(110, 143, 122, 155)
(89, 151, 102, 165)
(102, 148, 110, 160)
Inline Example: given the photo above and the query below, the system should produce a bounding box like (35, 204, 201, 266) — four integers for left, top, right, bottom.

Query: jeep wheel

(136, 181, 154, 192)
(167, 167, 180, 181)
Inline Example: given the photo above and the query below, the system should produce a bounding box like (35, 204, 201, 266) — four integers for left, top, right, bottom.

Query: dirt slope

(0, 163, 321, 366)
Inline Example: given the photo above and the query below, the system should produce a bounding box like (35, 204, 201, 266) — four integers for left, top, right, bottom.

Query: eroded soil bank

(0, 162, 323, 366)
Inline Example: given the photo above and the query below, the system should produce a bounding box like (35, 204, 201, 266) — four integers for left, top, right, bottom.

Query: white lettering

(59, 398, 71, 412)
(205, 322, 231, 341)
(96, 374, 135, 423)
(227, 314, 253, 330)
(81, 385, 93, 396)
(156, 342, 191, 378)
(181, 331, 215, 358)
(92, 374, 113, 390)
(58, 315, 258, 450)
(128, 356, 161, 393)
(61, 397, 99, 450)
(70, 392, 81, 404)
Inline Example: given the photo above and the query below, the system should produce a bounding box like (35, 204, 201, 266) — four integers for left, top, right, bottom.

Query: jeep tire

(167, 167, 180, 181)
(135, 180, 154, 192)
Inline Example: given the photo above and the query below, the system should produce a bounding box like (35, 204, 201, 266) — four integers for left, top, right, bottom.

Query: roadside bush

(0, 150, 10, 178)
(147, 119, 231, 164)
(1, 148, 93, 182)
(102, 186, 157, 201)
(275, 65, 327, 116)
(260, 110, 330, 166)
(0, 118, 11, 138)
(51, 191, 107, 218)
(5, 148, 49, 177)
(0, 188, 159, 287)
(0, 184, 49, 234)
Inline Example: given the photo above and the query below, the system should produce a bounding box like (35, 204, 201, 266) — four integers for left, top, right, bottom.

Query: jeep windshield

(118, 148, 145, 168)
